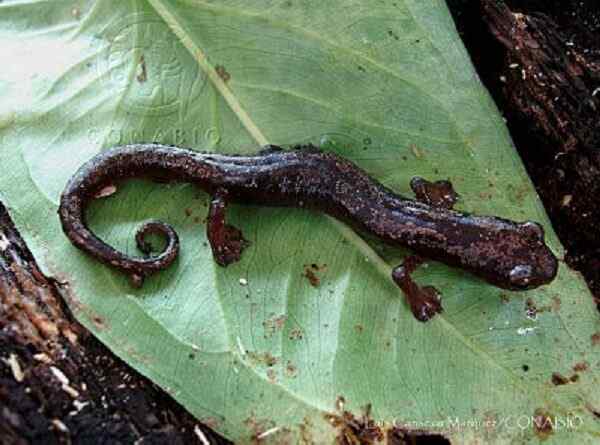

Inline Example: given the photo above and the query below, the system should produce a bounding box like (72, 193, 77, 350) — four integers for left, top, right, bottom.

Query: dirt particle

(51, 419, 69, 433)
(256, 426, 285, 441)
(289, 328, 304, 340)
(525, 298, 538, 319)
(33, 353, 52, 364)
(215, 65, 230, 82)
(303, 263, 326, 287)
(0, 234, 9, 251)
(585, 404, 600, 420)
(136, 55, 147, 83)
(262, 314, 287, 337)
(91, 315, 106, 330)
(264, 353, 277, 367)
(573, 361, 589, 372)
(299, 416, 314, 444)
(533, 408, 554, 440)
(247, 351, 278, 367)
(61, 383, 80, 399)
(6, 353, 24, 382)
(244, 414, 276, 442)
(561, 194, 573, 207)
(285, 361, 297, 378)
(303, 267, 320, 287)
(592, 332, 600, 346)
(193, 425, 211, 445)
(325, 401, 383, 445)
(551, 372, 570, 385)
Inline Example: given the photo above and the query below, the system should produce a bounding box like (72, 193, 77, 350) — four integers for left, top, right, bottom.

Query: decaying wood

(0, 205, 79, 350)
(0, 203, 229, 444)
(480, 0, 600, 298)
(481, 0, 600, 153)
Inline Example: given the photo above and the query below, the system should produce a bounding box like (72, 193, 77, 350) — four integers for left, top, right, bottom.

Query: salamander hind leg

(392, 256, 443, 322)
(207, 189, 249, 267)
(410, 177, 458, 209)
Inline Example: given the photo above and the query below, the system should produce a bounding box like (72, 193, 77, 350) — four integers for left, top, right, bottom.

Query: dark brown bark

(481, 0, 600, 154)
(0, 203, 230, 445)
(456, 0, 600, 301)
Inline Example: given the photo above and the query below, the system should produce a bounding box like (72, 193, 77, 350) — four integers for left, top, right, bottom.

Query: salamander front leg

(392, 256, 443, 322)
(207, 189, 249, 266)
(410, 177, 458, 209)
(404, 176, 454, 320)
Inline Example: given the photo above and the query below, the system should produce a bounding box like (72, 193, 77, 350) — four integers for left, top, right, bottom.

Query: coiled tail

(58, 145, 190, 287)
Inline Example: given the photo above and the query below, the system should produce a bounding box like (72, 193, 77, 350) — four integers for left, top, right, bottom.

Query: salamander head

(488, 221, 558, 291)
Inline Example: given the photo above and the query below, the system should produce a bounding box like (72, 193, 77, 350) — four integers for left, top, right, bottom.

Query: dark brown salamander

(59, 144, 558, 322)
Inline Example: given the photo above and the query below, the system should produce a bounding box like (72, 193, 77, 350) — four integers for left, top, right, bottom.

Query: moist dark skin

(58, 143, 558, 322)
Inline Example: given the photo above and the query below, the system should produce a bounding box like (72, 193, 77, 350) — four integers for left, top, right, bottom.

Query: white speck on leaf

(517, 327, 537, 336)
(257, 427, 281, 440)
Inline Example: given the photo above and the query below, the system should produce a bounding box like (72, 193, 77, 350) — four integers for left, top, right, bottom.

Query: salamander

(58, 144, 558, 322)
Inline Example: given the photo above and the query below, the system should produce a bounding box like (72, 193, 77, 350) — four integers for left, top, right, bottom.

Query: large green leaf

(1, 0, 599, 443)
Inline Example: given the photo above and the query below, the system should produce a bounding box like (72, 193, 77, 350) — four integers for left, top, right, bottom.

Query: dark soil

(1, 1, 599, 445)
(0, 331, 229, 445)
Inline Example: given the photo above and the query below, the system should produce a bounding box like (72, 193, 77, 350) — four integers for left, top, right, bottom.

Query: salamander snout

(507, 255, 558, 289)
(505, 222, 559, 290)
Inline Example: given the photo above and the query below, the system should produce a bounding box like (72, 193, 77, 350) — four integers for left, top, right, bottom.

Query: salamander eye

(509, 264, 533, 287)
(520, 221, 544, 241)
